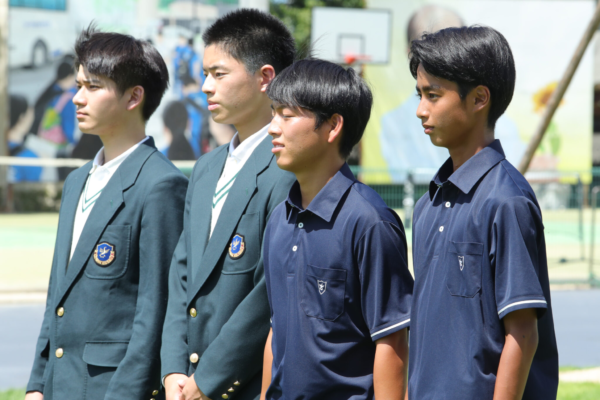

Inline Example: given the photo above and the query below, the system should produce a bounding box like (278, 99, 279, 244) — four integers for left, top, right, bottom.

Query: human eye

(428, 93, 438, 99)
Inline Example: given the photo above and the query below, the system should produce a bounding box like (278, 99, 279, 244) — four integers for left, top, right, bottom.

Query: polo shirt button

(445, 201, 451, 208)
(152, 390, 159, 396)
(189, 353, 199, 363)
(56, 348, 64, 358)
(298, 222, 304, 228)
(57, 307, 64, 317)
(292, 245, 298, 252)
(222, 394, 229, 399)
(189, 308, 197, 318)
(228, 387, 235, 392)
(439, 226, 444, 232)
(234, 381, 240, 386)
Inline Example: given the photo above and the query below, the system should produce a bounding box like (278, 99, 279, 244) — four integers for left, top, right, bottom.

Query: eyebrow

(416, 84, 442, 92)
(76, 78, 102, 85)
(204, 64, 229, 71)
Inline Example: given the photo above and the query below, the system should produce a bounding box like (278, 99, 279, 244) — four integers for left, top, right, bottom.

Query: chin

(275, 158, 294, 172)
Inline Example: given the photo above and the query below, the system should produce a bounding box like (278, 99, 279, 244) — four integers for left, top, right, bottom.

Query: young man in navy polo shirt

(260, 59, 414, 400)
(408, 26, 559, 399)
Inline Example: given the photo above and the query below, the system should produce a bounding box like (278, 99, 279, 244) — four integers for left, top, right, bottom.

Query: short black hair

(74, 24, 169, 121)
(409, 26, 515, 128)
(267, 59, 373, 159)
(163, 101, 188, 134)
(202, 9, 295, 74)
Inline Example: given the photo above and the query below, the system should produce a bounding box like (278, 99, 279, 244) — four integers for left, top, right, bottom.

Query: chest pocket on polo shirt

(85, 225, 131, 279)
(445, 241, 483, 298)
(301, 264, 347, 321)
(222, 212, 260, 274)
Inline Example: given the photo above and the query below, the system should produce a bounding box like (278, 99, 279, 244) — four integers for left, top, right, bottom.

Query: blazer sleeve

(26, 175, 72, 394)
(104, 173, 188, 399)
(26, 251, 57, 393)
(193, 170, 295, 400)
(161, 163, 199, 378)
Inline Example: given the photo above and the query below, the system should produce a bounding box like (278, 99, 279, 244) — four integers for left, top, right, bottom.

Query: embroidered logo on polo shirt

(458, 255, 465, 271)
(94, 242, 116, 266)
(228, 234, 246, 259)
(318, 280, 327, 295)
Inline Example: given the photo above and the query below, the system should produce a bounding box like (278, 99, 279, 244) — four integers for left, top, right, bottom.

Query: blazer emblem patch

(94, 242, 116, 266)
(228, 234, 246, 259)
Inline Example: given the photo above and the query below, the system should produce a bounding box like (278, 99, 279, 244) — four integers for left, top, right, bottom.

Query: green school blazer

(27, 138, 188, 400)
(161, 136, 295, 400)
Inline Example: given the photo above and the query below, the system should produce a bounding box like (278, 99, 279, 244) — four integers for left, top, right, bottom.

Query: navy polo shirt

(409, 140, 558, 399)
(264, 163, 414, 400)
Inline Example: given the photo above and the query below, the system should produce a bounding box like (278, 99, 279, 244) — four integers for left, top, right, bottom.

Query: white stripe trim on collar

(498, 300, 547, 316)
(371, 318, 410, 338)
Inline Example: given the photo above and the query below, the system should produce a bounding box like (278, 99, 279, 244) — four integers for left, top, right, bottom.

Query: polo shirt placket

(409, 140, 559, 400)
(264, 164, 414, 400)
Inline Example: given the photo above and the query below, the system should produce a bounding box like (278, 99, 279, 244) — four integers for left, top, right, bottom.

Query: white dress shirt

(210, 125, 270, 237)
(70, 137, 150, 260)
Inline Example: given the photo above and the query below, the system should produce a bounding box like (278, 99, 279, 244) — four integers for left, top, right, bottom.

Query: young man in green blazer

(26, 27, 187, 400)
(160, 9, 296, 400)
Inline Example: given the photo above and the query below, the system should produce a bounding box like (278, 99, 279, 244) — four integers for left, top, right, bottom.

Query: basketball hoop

(343, 53, 372, 66)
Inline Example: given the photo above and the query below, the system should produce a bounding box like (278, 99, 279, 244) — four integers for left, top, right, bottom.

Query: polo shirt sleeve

(357, 220, 413, 342)
(491, 196, 548, 320)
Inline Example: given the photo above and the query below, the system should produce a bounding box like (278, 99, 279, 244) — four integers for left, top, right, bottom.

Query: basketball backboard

(311, 7, 392, 65)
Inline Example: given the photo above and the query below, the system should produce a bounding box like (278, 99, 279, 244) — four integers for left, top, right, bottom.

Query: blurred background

(0, 0, 599, 398)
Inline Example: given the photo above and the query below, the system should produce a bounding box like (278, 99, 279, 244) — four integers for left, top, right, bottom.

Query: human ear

(259, 65, 276, 92)
(126, 86, 145, 112)
(472, 85, 491, 113)
(327, 114, 344, 144)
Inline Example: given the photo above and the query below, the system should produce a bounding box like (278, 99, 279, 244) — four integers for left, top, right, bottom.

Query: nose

(202, 74, 214, 95)
(416, 96, 428, 121)
(268, 115, 282, 138)
(72, 87, 86, 107)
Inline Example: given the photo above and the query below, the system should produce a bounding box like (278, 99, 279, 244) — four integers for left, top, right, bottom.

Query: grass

(557, 382, 600, 399)
(0, 389, 24, 400)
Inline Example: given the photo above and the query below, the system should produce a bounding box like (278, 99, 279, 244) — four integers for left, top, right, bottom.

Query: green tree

(270, 0, 365, 51)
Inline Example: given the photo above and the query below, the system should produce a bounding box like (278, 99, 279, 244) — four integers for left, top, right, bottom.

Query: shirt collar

(429, 139, 506, 200)
(285, 163, 356, 223)
(90, 136, 150, 175)
(228, 124, 270, 163)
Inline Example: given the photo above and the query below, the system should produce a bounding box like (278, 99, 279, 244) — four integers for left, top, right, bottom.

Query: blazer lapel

(188, 136, 274, 302)
(189, 147, 227, 278)
(55, 163, 91, 288)
(55, 138, 157, 306)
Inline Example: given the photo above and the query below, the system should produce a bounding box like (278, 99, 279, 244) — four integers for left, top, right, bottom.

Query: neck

(448, 127, 494, 172)
(295, 157, 345, 210)
(235, 102, 273, 143)
(98, 121, 146, 164)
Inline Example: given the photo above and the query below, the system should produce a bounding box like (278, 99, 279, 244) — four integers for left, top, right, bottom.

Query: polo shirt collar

(286, 163, 355, 223)
(429, 139, 506, 200)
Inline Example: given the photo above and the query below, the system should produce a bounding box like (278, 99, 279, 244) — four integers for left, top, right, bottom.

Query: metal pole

(518, 2, 600, 174)
(589, 186, 600, 286)
(0, 0, 9, 212)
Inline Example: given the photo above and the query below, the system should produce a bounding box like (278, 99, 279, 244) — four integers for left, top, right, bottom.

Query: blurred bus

(9, 0, 76, 68)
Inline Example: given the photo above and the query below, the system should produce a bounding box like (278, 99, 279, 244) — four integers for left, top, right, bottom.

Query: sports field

(1, 209, 599, 293)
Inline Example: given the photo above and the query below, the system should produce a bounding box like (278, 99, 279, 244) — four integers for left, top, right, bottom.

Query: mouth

(272, 141, 284, 154)
(207, 101, 219, 111)
(76, 111, 88, 119)
(422, 125, 434, 134)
